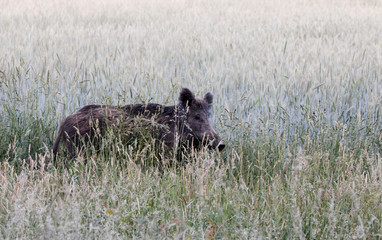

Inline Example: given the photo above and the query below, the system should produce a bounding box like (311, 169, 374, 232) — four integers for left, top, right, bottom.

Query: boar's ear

(179, 88, 195, 107)
(204, 92, 213, 106)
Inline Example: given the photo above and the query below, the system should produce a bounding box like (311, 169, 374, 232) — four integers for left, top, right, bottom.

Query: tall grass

(1, 0, 382, 238)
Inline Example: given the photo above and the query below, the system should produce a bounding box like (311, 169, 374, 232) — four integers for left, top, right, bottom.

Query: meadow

(1, 0, 382, 238)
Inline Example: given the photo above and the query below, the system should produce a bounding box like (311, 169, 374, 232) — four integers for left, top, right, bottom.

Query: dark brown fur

(52, 88, 225, 163)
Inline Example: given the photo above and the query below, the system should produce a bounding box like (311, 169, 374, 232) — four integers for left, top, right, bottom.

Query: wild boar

(52, 88, 225, 162)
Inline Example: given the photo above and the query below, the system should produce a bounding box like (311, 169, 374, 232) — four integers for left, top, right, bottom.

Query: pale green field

(1, 0, 382, 239)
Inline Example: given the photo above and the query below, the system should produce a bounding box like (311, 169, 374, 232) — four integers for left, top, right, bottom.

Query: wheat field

(1, 0, 382, 239)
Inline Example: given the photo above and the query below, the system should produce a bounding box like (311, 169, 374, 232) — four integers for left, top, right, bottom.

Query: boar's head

(178, 88, 225, 151)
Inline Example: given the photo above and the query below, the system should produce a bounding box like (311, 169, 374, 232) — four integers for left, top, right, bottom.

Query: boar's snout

(210, 138, 225, 151)
(205, 131, 225, 151)
(217, 141, 225, 151)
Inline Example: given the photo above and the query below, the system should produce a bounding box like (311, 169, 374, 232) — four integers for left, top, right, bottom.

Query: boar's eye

(194, 115, 201, 121)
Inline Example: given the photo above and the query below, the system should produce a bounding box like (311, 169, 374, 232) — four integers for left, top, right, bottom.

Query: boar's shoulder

(123, 103, 176, 119)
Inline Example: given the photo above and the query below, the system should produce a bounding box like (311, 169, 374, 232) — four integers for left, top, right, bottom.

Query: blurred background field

(0, 0, 381, 238)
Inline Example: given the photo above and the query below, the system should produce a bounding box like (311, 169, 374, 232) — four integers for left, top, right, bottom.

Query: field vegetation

(1, 0, 382, 238)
